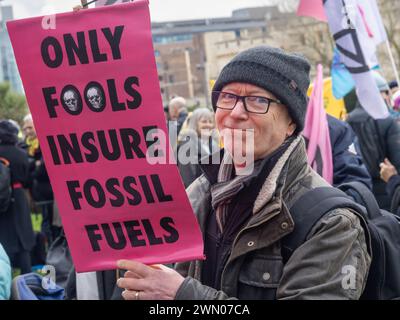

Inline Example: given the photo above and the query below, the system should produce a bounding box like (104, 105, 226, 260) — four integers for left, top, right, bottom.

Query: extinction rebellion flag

(323, 0, 389, 119)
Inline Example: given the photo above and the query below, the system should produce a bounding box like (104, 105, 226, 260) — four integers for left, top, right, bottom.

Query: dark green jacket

(175, 136, 371, 300)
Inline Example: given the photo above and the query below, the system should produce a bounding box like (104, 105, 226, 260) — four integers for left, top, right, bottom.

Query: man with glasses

(116, 46, 370, 300)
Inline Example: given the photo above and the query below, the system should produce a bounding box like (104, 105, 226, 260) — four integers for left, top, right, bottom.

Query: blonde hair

(178, 108, 219, 146)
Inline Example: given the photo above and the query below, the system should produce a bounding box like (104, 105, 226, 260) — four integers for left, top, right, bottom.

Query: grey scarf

(210, 136, 300, 232)
(210, 152, 263, 232)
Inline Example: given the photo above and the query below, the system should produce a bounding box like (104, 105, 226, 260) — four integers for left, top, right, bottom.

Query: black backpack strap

(338, 181, 382, 219)
(282, 187, 363, 262)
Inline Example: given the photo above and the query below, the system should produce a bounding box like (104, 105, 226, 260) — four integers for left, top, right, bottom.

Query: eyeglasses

(212, 91, 282, 114)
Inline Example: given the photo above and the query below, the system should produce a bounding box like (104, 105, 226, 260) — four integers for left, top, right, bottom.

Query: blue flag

(331, 47, 355, 99)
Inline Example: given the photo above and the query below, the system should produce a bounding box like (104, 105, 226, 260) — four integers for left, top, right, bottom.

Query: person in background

(347, 71, 400, 210)
(379, 158, 400, 215)
(23, 114, 56, 244)
(163, 105, 170, 125)
(168, 96, 188, 135)
(22, 114, 39, 159)
(389, 80, 398, 96)
(177, 108, 220, 187)
(7, 120, 24, 148)
(0, 120, 35, 274)
(390, 90, 400, 123)
(327, 115, 372, 189)
(0, 243, 12, 300)
(393, 90, 400, 108)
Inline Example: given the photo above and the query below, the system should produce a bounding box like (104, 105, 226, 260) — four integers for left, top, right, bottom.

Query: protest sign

(307, 77, 347, 120)
(7, 0, 204, 272)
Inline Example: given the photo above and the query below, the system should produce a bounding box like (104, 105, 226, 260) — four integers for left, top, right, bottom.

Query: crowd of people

(0, 115, 59, 299)
(1, 44, 400, 300)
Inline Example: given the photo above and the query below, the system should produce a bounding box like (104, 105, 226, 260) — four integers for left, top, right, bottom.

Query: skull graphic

(87, 87, 104, 110)
(63, 90, 79, 112)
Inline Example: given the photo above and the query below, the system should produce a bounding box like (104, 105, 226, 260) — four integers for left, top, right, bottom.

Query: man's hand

(116, 260, 185, 300)
(380, 158, 398, 183)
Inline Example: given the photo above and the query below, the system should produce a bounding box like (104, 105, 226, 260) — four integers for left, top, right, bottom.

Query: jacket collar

(253, 135, 303, 213)
(279, 136, 311, 200)
(199, 149, 224, 185)
(197, 136, 310, 231)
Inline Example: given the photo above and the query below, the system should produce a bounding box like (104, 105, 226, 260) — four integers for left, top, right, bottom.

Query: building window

(153, 34, 193, 44)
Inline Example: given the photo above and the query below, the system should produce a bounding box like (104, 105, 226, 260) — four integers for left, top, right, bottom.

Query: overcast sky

(2, 0, 276, 22)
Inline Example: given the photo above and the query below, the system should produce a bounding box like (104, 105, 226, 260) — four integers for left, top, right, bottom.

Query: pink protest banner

(303, 64, 333, 184)
(7, 0, 204, 272)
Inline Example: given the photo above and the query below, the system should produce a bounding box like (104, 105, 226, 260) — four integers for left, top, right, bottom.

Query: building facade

(152, 8, 269, 106)
(0, 5, 23, 94)
(151, 5, 337, 106)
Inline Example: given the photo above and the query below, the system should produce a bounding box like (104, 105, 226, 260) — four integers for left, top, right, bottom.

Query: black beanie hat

(212, 46, 311, 132)
(0, 120, 18, 145)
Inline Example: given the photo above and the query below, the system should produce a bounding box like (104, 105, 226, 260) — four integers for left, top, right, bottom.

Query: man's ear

(286, 120, 297, 137)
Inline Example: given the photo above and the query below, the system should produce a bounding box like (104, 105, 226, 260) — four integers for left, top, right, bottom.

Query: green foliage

(0, 82, 28, 124)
